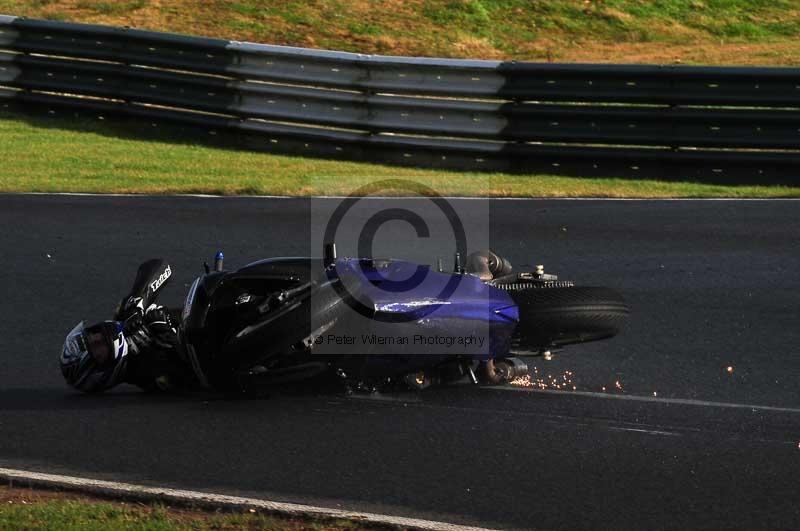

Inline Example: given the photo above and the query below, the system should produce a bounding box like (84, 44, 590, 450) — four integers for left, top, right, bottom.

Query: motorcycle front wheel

(508, 286, 629, 349)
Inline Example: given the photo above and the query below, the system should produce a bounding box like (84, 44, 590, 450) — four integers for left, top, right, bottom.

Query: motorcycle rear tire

(508, 286, 629, 349)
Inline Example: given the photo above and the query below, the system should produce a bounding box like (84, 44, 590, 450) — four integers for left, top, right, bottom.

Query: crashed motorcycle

(122, 246, 628, 394)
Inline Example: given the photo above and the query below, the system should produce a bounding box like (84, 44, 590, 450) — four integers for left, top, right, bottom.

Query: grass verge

(0, 485, 374, 530)
(2, 1, 800, 65)
(1, 110, 797, 198)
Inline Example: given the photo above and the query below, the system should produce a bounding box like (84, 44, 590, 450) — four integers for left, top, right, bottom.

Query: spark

(602, 386, 606, 392)
(726, 366, 734, 374)
(510, 375, 532, 387)
(510, 369, 579, 392)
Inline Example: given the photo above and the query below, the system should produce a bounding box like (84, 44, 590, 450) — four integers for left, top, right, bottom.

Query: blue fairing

(334, 258, 519, 363)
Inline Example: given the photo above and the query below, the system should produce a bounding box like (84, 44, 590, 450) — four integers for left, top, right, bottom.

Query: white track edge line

(487, 387, 800, 413)
(0, 467, 497, 531)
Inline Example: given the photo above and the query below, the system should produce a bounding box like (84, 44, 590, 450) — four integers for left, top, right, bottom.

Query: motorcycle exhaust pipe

(495, 357, 529, 382)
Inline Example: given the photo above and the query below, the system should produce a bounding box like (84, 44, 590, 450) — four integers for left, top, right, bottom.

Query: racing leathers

(115, 298, 192, 392)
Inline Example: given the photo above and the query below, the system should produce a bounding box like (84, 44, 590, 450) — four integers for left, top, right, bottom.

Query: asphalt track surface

(1, 194, 799, 530)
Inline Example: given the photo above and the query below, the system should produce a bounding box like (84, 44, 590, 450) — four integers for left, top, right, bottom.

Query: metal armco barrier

(1, 14, 799, 177)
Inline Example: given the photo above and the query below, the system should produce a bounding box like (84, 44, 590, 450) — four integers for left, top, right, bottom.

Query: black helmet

(61, 320, 129, 392)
